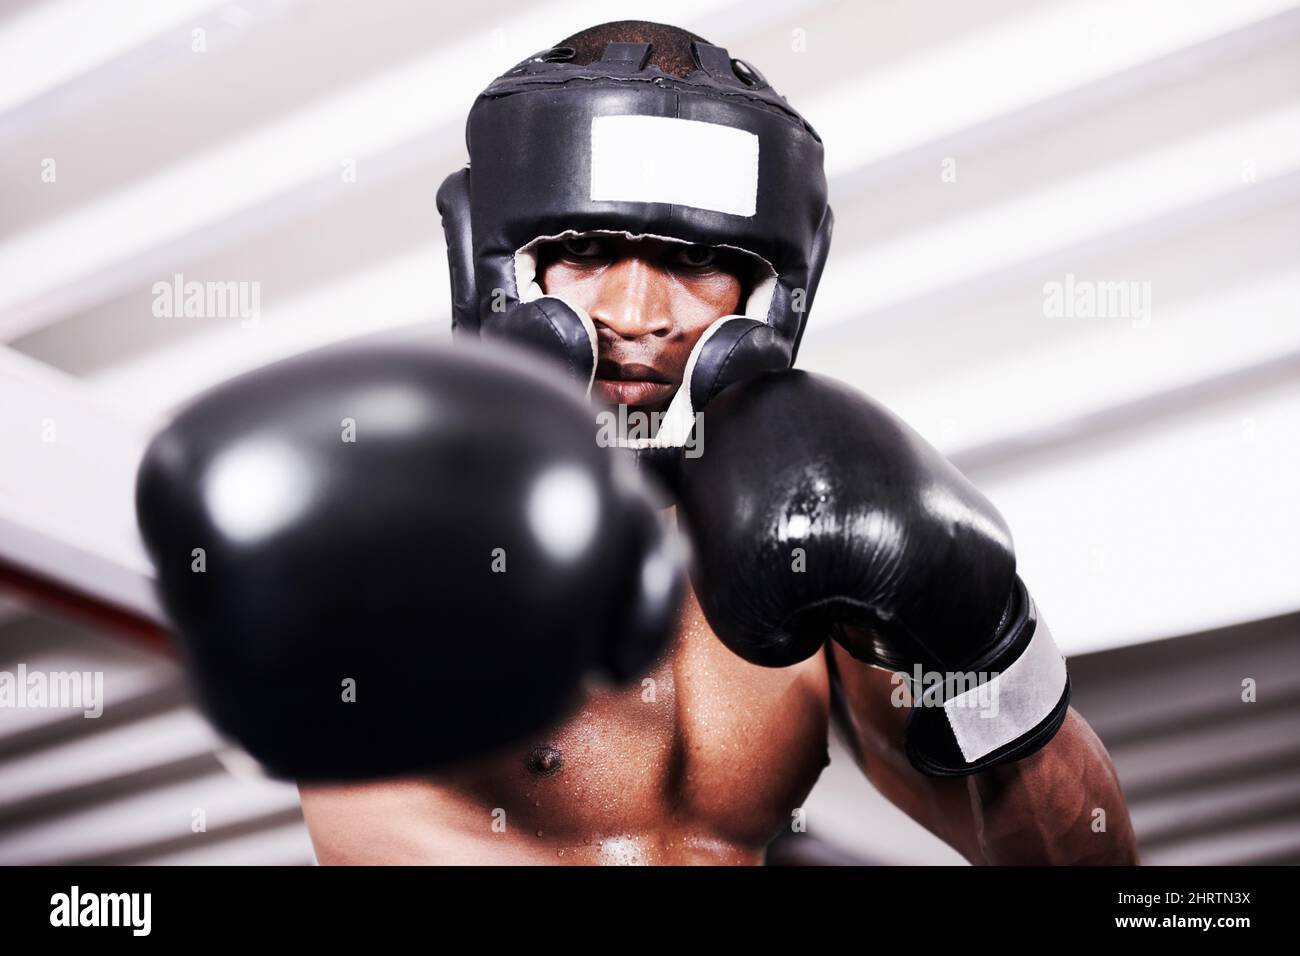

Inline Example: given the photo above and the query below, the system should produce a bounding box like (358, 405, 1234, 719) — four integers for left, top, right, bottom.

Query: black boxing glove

(136, 341, 682, 781)
(677, 371, 1070, 776)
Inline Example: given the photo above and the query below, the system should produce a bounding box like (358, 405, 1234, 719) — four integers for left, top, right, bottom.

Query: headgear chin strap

(437, 38, 834, 477)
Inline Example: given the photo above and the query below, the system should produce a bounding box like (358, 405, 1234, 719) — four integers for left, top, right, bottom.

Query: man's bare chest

(462, 590, 833, 848)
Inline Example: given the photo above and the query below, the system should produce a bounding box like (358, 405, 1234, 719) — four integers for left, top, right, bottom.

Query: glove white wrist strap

(943, 619, 1069, 763)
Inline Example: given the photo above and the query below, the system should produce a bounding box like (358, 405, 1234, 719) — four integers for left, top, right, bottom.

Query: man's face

(537, 235, 749, 414)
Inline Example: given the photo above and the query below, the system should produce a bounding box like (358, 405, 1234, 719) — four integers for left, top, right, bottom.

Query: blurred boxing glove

(676, 371, 1070, 776)
(136, 341, 682, 780)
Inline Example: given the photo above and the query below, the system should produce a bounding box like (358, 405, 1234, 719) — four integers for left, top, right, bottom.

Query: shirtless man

(299, 220, 1135, 865)
(139, 21, 1138, 865)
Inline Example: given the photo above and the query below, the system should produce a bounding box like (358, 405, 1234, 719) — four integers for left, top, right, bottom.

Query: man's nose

(588, 258, 673, 339)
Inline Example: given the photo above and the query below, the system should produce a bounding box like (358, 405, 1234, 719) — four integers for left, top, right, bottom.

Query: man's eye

(561, 237, 604, 259)
(676, 246, 718, 268)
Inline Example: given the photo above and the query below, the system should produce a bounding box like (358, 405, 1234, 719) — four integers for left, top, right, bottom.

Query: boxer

(139, 21, 1138, 865)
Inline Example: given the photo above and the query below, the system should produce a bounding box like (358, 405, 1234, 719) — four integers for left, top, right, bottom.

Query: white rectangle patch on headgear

(590, 115, 759, 217)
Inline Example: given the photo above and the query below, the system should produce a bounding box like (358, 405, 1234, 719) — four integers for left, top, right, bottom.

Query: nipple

(526, 745, 564, 778)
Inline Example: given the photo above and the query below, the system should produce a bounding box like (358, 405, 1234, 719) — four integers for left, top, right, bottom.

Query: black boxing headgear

(437, 38, 833, 470)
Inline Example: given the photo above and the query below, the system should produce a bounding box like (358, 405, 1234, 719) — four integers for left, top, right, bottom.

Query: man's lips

(592, 361, 675, 407)
(592, 379, 675, 406)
